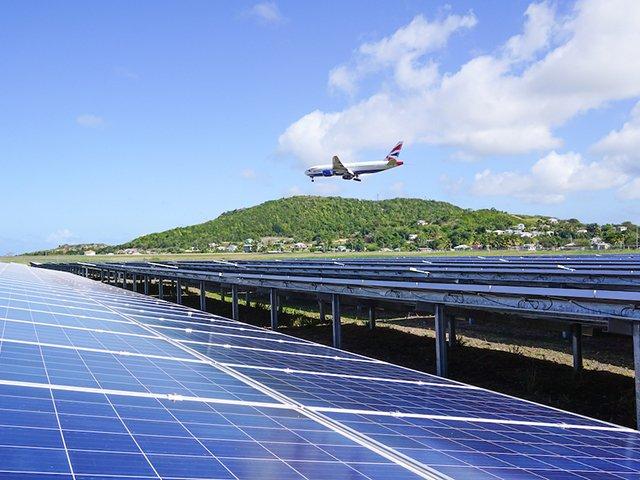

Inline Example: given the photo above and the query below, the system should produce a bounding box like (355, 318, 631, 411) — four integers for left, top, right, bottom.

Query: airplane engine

(322, 169, 333, 177)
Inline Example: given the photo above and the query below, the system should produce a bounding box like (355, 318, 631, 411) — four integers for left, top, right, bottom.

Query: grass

(4, 248, 640, 265)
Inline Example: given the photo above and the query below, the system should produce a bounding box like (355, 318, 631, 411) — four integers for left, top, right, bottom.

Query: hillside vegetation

(25, 196, 637, 255)
(113, 196, 625, 253)
(117, 196, 526, 252)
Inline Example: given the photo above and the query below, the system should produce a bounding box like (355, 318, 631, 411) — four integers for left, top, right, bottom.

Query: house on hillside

(227, 245, 238, 253)
(84, 250, 96, 256)
(591, 237, 610, 250)
(453, 244, 471, 251)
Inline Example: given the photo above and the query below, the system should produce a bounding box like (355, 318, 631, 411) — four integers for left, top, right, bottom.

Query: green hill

(27, 196, 636, 256)
(118, 196, 547, 252)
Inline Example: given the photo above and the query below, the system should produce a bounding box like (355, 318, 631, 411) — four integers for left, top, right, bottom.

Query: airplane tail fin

(386, 141, 403, 165)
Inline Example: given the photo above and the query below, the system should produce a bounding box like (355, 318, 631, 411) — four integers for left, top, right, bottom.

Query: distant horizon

(12, 195, 638, 256)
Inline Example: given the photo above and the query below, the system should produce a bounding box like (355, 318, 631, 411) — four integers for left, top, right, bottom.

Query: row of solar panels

(38, 260, 640, 326)
(106, 254, 640, 291)
(1, 262, 639, 479)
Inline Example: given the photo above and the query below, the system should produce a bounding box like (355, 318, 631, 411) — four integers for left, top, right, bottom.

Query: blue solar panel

(324, 412, 640, 479)
(1, 262, 639, 480)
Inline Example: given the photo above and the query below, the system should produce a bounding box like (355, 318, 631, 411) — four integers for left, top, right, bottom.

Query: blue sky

(2, 0, 640, 254)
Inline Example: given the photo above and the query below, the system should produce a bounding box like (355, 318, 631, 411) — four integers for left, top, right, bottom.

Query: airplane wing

(332, 155, 348, 174)
(332, 155, 357, 180)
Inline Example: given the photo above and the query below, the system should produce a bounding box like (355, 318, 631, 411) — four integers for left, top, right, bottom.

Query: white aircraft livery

(305, 141, 404, 182)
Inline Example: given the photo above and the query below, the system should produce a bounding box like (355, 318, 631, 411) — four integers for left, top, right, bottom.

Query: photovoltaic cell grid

(0, 263, 639, 480)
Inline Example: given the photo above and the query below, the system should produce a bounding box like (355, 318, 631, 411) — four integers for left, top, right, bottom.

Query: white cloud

(76, 114, 104, 128)
(247, 2, 285, 25)
(328, 12, 476, 94)
(617, 178, 640, 200)
(280, 0, 640, 166)
(472, 151, 627, 203)
(586, 100, 640, 199)
(46, 228, 74, 244)
(328, 66, 358, 95)
(241, 168, 257, 179)
(503, 1, 556, 62)
(592, 101, 640, 175)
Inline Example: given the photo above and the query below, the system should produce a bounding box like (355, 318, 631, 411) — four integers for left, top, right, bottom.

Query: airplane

(305, 141, 404, 182)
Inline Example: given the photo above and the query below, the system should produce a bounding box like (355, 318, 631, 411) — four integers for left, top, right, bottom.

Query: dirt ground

(180, 289, 637, 429)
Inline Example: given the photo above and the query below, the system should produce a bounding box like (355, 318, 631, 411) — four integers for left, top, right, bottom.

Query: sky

(2, 0, 640, 254)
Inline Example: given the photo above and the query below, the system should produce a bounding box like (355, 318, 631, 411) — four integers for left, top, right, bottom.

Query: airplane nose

(396, 161, 403, 166)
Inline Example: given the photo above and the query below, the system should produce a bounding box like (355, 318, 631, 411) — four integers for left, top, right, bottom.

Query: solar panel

(1, 262, 639, 479)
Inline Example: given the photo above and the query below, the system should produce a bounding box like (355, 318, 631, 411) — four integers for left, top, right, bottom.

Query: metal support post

(434, 304, 448, 377)
(572, 323, 583, 372)
(176, 279, 182, 304)
(100, 270, 104, 282)
(158, 278, 164, 300)
(332, 294, 341, 349)
(199, 281, 207, 311)
(231, 285, 239, 321)
(144, 276, 149, 295)
(132, 274, 137, 293)
(318, 300, 326, 322)
(270, 288, 278, 330)
(368, 305, 376, 330)
(121, 272, 127, 289)
(448, 315, 457, 347)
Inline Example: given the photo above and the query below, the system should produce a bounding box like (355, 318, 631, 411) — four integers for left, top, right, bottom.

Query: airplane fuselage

(305, 160, 402, 181)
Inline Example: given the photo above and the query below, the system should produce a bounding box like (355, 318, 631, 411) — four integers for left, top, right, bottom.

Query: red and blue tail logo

(386, 141, 403, 164)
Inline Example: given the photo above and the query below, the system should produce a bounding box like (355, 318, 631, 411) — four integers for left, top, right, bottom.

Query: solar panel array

(143, 254, 640, 291)
(1, 262, 639, 479)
